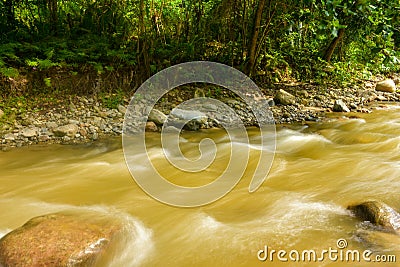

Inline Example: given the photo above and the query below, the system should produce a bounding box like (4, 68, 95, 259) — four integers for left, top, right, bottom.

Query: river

(1, 104, 399, 266)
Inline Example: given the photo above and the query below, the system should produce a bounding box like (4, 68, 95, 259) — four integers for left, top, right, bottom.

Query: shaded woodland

(0, 0, 399, 95)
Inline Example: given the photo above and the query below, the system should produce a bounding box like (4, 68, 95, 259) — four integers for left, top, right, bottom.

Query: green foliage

(100, 90, 124, 109)
(205, 86, 223, 98)
(0, 96, 28, 117)
(27, 59, 59, 69)
(44, 77, 52, 87)
(0, 0, 398, 87)
(0, 67, 19, 78)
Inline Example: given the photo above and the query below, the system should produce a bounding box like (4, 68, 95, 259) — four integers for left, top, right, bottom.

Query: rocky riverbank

(0, 76, 399, 149)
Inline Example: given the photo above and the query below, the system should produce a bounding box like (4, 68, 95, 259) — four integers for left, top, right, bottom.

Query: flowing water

(1, 105, 400, 266)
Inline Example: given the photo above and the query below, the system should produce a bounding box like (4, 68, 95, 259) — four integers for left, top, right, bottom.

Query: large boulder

(0, 212, 122, 267)
(348, 201, 400, 232)
(274, 89, 296, 105)
(375, 79, 396, 93)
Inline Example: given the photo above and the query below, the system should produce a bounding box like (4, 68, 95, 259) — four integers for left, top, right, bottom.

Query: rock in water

(375, 79, 396, 93)
(145, 121, 158, 132)
(0, 212, 122, 267)
(333, 99, 350, 112)
(274, 89, 296, 105)
(348, 201, 400, 232)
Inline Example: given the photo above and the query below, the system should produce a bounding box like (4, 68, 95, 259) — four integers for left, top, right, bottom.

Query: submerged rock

(348, 201, 400, 232)
(0, 212, 122, 267)
(375, 79, 396, 93)
(354, 229, 400, 252)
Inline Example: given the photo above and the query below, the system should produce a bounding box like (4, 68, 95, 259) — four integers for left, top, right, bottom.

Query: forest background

(0, 0, 399, 104)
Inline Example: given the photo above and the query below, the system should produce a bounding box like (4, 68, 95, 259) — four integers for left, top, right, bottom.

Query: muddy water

(1, 105, 399, 266)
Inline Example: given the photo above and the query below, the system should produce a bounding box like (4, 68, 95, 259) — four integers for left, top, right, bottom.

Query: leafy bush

(100, 90, 124, 109)
(0, 0, 398, 88)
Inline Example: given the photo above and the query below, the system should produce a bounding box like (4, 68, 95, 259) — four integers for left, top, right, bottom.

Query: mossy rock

(0, 211, 123, 267)
(348, 201, 400, 232)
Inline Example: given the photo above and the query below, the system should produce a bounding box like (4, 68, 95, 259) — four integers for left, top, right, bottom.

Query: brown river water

(1, 104, 400, 266)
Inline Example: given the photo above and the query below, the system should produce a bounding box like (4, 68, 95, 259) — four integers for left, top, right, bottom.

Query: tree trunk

(241, 0, 248, 67)
(47, 0, 58, 35)
(323, 28, 345, 62)
(5, 0, 14, 28)
(138, 0, 150, 78)
(246, 0, 266, 76)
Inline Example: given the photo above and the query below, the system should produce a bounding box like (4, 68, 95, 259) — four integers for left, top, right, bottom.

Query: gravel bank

(1, 77, 399, 149)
